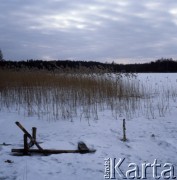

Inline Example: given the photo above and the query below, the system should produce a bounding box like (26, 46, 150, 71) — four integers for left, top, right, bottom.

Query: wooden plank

(11, 148, 96, 154)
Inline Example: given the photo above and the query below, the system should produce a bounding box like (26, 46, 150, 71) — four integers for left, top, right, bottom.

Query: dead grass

(0, 69, 142, 121)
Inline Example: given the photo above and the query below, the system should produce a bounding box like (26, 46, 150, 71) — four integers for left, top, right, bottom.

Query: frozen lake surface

(0, 73, 177, 180)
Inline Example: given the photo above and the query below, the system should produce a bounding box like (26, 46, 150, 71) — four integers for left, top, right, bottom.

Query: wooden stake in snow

(122, 119, 127, 141)
(23, 134, 29, 155)
(28, 127, 37, 148)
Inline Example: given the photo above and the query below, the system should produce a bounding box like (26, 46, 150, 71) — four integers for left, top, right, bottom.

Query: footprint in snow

(69, 142, 75, 146)
(110, 129, 118, 134)
(96, 169, 104, 173)
(83, 168, 94, 172)
(67, 163, 72, 166)
(157, 140, 171, 148)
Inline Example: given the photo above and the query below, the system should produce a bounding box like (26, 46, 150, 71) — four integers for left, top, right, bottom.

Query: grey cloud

(1, 0, 177, 62)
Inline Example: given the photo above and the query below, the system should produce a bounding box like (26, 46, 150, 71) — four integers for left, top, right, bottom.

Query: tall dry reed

(0, 69, 145, 121)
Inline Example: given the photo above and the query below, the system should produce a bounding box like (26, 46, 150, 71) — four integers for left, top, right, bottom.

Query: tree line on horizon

(0, 57, 177, 73)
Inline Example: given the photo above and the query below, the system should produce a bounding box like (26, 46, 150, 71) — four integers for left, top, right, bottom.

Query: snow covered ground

(0, 73, 177, 180)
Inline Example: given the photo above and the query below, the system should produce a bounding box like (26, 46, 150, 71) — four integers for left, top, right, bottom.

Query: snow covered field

(0, 73, 177, 180)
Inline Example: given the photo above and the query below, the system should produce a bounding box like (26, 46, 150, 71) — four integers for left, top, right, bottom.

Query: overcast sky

(0, 0, 177, 63)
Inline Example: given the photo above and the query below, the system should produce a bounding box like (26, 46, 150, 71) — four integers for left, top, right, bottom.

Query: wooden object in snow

(12, 122, 96, 155)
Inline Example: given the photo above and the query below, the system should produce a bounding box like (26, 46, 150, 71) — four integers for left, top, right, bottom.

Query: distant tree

(0, 49, 3, 61)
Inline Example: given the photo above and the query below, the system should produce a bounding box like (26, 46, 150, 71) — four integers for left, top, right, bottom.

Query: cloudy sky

(0, 0, 177, 63)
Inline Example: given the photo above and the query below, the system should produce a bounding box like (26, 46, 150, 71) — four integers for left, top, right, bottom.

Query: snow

(0, 73, 177, 180)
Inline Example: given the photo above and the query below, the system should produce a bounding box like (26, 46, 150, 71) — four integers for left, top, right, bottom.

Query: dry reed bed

(0, 70, 143, 121)
(1, 70, 176, 121)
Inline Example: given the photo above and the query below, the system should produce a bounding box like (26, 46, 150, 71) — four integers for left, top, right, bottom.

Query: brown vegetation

(0, 69, 142, 121)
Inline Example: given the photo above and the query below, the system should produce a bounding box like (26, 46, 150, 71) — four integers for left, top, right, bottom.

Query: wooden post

(32, 127, 37, 141)
(29, 127, 37, 148)
(28, 127, 37, 147)
(122, 119, 127, 141)
(23, 134, 29, 155)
